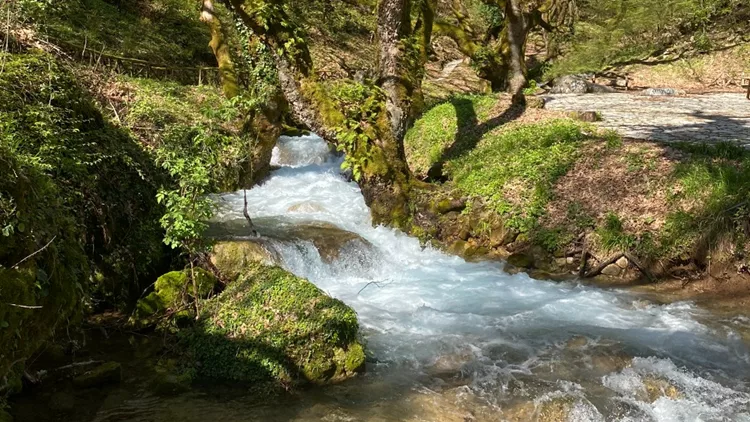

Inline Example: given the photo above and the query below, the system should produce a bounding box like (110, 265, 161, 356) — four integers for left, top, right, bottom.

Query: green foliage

(20, 0, 212, 66)
(184, 262, 364, 385)
(654, 144, 750, 260)
(597, 212, 637, 252)
(447, 120, 587, 233)
(324, 80, 387, 181)
(546, 0, 748, 77)
(0, 51, 166, 307)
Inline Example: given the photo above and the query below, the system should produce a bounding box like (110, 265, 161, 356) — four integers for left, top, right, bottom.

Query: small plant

(597, 212, 637, 251)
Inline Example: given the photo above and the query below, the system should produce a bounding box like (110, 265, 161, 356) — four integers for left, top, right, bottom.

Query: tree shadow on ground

(426, 97, 526, 181)
(639, 110, 750, 145)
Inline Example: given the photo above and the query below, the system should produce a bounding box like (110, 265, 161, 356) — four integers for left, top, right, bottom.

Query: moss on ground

(405, 94, 750, 277)
(184, 262, 364, 386)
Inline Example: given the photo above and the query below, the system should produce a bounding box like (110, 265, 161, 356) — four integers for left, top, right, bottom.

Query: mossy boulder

(131, 269, 218, 326)
(184, 263, 365, 386)
(72, 361, 122, 388)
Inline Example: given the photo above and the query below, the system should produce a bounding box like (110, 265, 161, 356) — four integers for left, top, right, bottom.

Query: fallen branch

(584, 250, 655, 282)
(6, 303, 42, 309)
(243, 189, 258, 236)
(623, 251, 655, 283)
(12, 235, 56, 269)
(584, 252, 625, 278)
(578, 235, 588, 278)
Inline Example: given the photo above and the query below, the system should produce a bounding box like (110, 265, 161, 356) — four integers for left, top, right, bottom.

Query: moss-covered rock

(132, 269, 218, 326)
(184, 262, 365, 386)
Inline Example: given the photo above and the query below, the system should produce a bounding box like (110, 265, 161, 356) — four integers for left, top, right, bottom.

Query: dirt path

(544, 93, 750, 144)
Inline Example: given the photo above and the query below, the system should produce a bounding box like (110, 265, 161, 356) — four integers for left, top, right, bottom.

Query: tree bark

(223, 0, 433, 226)
(503, 0, 529, 103)
(201, 0, 239, 98)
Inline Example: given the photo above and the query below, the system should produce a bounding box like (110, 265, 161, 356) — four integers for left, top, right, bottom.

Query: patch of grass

(597, 212, 637, 252)
(404, 94, 500, 177)
(655, 146, 750, 260)
(448, 119, 587, 233)
(21, 0, 212, 66)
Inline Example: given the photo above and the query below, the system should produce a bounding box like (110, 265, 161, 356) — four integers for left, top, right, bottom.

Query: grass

(405, 94, 499, 177)
(445, 119, 587, 233)
(406, 93, 750, 271)
(21, 0, 212, 66)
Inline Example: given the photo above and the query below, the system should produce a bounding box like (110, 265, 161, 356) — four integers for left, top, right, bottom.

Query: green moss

(184, 263, 364, 386)
(404, 94, 499, 177)
(132, 269, 217, 325)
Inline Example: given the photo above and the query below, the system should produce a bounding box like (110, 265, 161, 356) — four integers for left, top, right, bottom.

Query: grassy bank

(405, 94, 750, 281)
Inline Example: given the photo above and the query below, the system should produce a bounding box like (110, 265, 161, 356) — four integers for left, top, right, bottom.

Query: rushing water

(71, 135, 750, 421)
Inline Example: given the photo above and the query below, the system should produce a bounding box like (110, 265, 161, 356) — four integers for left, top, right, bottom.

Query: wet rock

(507, 253, 533, 269)
(641, 376, 681, 402)
(566, 336, 589, 350)
(210, 241, 278, 280)
(591, 353, 632, 375)
(73, 361, 121, 388)
(287, 201, 327, 213)
(536, 397, 575, 422)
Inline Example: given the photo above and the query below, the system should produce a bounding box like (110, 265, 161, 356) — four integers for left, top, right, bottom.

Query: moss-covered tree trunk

(503, 0, 529, 103)
(201, 0, 239, 99)
(222, 0, 434, 226)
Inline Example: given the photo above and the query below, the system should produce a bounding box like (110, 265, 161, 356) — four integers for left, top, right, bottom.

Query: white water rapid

(209, 135, 750, 421)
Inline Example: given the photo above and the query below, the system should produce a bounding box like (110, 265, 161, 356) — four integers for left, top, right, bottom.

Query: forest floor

(544, 92, 750, 144)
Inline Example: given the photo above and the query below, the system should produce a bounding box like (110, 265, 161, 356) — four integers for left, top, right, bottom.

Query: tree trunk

(201, 0, 239, 99)
(223, 0, 429, 226)
(504, 0, 529, 103)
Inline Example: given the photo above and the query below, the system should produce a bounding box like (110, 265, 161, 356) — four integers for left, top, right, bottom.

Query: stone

(73, 362, 122, 388)
(550, 75, 590, 94)
(601, 263, 622, 276)
(507, 253, 533, 269)
(643, 88, 685, 96)
(566, 257, 575, 265)
(568, 111, 602, 122)
(616, 256, 629, 269)
(641, 377, 681, 402)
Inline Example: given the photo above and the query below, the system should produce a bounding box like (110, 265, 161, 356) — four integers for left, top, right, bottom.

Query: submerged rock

(73, 361, 122, 388)
(641, 376, 681, 402)
(185, 261, 365, 386)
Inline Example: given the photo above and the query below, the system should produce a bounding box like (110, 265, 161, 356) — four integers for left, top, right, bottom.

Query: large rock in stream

(184, 242, 366, 386)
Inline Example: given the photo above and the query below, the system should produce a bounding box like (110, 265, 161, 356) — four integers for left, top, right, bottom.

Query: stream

(25, 135, 750, 421)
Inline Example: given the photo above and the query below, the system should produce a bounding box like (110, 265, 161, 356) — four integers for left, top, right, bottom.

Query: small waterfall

(207, 134, 750, 421)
